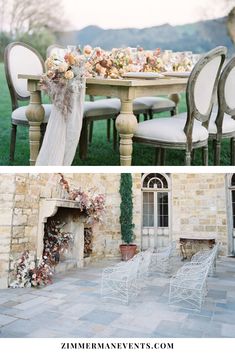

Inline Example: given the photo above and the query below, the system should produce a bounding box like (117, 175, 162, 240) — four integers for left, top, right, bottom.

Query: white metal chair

(190, 242, 219, 276)
(149, 241, 177, 274)
(134, 46, 227, 165)
(136, 248, 154, 288)
(4, 42, 52, 161)
(169, 262, 211, 311)
(101, 253, 142, 304)
(208, 56, 235, 165)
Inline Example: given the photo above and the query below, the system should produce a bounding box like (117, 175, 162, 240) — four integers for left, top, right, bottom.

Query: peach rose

(47, 70, 54, 78)
(58, 62, 69, 73)
(83, 45, 92, 55)
(45, 58, 54, 69)
(64, 53, 76, 65)
(64, 70, 74, 79)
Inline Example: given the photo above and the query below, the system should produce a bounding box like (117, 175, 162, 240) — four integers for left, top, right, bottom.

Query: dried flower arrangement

(58, 173, 105, 225)
(10, 220, 73, 288)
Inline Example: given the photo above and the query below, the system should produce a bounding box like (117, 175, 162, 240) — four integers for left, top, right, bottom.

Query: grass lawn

(0, 62, 231, 166)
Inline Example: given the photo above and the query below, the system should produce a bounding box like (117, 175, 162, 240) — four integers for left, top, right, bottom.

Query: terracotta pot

(119, 244, 137, 261)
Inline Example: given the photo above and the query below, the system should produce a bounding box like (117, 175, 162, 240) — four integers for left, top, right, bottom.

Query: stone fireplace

(37, 198, 86, 272)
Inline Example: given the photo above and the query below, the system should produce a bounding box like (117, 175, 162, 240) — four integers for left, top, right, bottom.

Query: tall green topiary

(119, 173, 135, 244)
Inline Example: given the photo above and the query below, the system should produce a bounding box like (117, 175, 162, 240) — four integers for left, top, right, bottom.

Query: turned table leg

(25, 81, 45, 166)
(115, 98, 138, 166)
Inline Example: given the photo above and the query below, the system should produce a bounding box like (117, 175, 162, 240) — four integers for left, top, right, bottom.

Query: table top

(180, 236, 216, 241)
(18, 74, 188, 87)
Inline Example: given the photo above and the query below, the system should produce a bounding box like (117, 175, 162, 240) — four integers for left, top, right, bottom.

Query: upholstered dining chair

(133, 46, 227, 166)
(4, 42, 52, 161)
(207, 56, 235, 165)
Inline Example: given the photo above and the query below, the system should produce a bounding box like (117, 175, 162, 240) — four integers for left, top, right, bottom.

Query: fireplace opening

(42, 206, 85, 273)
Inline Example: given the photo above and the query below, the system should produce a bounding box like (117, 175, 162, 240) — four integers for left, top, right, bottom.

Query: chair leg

(171, 107, 176, 116)
(231, 137, 235, 165)
(185, 151, 191, 166)
(135, 114, 140, 123)
(191, 149, 195, 163)
(149, 110, 154, 120)
(202, 145, 208, 166)
(89, 121, 93, 144)
(155, 148, 162, 165)
(214, 139, 221, 166)
(160, 148, 166, 165)
(113, 118, 118, 151)
(79, 121, 89, 160)
(143, 113, 148, 121)
(10, 124, 17, 161)
(107, 119, 111, 142)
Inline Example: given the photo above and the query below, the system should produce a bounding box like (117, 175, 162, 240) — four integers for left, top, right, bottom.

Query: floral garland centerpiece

(58, 173, 105, 225)
(41, 50, 86, 115)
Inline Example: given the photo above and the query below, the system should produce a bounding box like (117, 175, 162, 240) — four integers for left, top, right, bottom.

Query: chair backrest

(46, 44, 66, 59)
(215, 56, 235, 131)
(4, 42, 45, 110)
(184, 46, 227, 138)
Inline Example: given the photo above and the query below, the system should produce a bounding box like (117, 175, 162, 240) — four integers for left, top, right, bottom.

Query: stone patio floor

(0, 256, 235, 338)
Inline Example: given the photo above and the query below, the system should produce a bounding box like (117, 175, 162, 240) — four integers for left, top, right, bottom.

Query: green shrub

(119, 173, 135, 244)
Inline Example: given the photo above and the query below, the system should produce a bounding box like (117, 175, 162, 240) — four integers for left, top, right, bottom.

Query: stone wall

(0, 174, 15, 288)
(171, 173, 227, 249)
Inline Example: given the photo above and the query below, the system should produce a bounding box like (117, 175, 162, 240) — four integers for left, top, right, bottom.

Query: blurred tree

(8, 0, 67, 36)
(0, 0, 68, 60)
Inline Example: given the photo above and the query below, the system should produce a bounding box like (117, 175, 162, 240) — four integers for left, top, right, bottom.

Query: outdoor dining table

(18, 74, 188, 166)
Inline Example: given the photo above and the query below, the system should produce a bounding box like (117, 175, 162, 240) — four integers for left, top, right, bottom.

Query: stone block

(12, 214, 28, 226)
(0, 209, 13, 226)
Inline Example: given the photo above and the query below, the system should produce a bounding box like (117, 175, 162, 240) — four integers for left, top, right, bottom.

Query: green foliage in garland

(119, 173, 135, 244)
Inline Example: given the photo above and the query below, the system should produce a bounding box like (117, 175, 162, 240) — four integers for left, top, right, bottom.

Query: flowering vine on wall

(10, 174, 105, 288)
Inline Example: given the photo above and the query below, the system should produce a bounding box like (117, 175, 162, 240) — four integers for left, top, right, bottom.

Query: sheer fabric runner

(36, 79, 85, 166)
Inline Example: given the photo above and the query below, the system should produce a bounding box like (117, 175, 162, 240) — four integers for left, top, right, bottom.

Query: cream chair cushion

(134, 96, 175, 110)
(176, 110, 235, 135)
(208, 111, 235, 134)
(83, 98, 121, 117)
(12, 104, 51, 124)
(134, 116, 208, 143)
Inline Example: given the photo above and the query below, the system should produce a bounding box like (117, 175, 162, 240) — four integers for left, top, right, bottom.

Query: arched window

(141, 173, 171, 249)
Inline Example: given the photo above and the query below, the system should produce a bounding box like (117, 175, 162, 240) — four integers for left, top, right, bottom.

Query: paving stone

(0, 314, 17, 326)
(80, 309, 121, 325)
(14, 296, 51, 310)
(221, 323, 235, 337)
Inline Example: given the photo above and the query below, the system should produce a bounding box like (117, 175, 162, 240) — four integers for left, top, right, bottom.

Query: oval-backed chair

(133, 46, 227, 165)
(4, 42, 52, 161)
(208, 56, 235, 165)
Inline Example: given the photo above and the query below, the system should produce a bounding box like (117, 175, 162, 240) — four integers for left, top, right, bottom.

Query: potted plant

(119, 173, 136, 261)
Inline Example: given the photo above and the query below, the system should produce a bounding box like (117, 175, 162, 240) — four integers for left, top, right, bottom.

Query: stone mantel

(37, 197, 86, 260)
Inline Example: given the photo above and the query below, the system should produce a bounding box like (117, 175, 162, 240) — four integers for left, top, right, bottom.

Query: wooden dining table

(18, 74, 188, 166)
